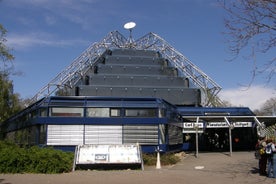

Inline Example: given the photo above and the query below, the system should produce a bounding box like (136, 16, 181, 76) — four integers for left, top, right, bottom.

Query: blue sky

(0, 0, 275, 110)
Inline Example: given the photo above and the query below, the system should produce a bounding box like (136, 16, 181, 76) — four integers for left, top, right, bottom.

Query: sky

(0, 0, 275, 111)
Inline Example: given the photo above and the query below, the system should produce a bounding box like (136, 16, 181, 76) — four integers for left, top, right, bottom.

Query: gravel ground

(1, 151, 276, 184)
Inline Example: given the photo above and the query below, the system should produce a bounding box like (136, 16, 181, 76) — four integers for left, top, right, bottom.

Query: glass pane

(111, 109, 120, 117)
(158, 109, 166, 118)
(40, 108, 48, 117)
(125, 109, 156, 117)
(50, 107, 83, 117)
(87, 108, 110, 117)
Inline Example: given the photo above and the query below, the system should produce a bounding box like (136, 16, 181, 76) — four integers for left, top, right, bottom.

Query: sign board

(183, 122, 204, 128)
(206, 122, 252, 128)
(73, 144, 143, 170)
(183, 122, 204, 133)
(233, 122, 252, 128)
(206, 122, 229, 128)
(183, 122, 253, 133)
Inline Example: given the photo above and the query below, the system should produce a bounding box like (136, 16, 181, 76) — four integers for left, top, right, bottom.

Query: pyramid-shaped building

(2, 30, 265, 154)
(30, 31, 222, 107)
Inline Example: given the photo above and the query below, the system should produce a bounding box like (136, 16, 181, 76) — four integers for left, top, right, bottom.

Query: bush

(0, 141, 182, 172)
(0, 141, 74, 173)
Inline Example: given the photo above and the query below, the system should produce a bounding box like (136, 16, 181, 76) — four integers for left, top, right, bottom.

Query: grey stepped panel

(71, 47, 199, 105)
(87, 65, 177, 77)
(161, 67, 178, 77)
(77, 86, 200, 105)
(105, 55, 163, 66)
(88, 75, 187, 87)
(111, 49, 159, 58)
(97, 65, 163, 75)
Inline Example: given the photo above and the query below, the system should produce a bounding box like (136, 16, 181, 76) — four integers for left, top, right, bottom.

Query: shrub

(0, 141, 74, 173)
(0, 141, 182, 172)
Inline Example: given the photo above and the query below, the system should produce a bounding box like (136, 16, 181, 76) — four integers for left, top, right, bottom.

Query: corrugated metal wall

(85, 125, 122, 144)
(47, 124, 160, 146)
(47, 125, 84, 145)
(123, 125, 159, 145)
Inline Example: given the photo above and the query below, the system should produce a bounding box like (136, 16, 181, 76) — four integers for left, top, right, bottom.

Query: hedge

(0, 141, 74, 173)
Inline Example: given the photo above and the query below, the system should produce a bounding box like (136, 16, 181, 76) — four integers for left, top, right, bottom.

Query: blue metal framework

(1, 96, 183, 153)
(1, 96, 275, 153)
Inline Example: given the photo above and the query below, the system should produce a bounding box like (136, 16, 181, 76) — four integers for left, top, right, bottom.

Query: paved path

(1, 151, 276, 184)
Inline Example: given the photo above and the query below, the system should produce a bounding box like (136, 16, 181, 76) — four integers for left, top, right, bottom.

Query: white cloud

(219, 85, 276, 110)
(7, 32, 88, 50)
(5, 0, 113, 30)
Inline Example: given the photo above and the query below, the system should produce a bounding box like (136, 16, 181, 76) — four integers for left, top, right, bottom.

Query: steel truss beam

(29, 31, 222, 106)
(28, 31, 127, 105)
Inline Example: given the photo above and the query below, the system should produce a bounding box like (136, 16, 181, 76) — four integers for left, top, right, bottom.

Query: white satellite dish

(123, 21, 136, 48)
(124, 22, 136, 30)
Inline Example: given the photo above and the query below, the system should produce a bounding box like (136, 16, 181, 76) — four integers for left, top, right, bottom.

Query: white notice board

(74, 144, 142, 166)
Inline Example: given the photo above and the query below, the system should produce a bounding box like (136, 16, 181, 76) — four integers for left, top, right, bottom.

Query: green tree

(0, 24, 22, 123)
(0, 72, 22, 122)
(0, 24, 14, 66)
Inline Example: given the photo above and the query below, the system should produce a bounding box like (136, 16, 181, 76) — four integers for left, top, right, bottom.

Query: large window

(158, 108, 166, 118)
(125, 108, 157, 117)
(40, 108, 48, 117)
(87, 108, 109, 117)
(86, 108, 121, 117)
(39, 125, 47, 144)
(50, 107, 84, 117)
(6, 126, 37, 145)
(110, 109, 120, 117)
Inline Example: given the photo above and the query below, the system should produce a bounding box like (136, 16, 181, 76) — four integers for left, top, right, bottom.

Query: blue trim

(177, 106, 254, 116)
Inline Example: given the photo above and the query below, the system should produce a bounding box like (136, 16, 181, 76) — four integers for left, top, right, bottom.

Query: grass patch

(143, 152, 183, 166)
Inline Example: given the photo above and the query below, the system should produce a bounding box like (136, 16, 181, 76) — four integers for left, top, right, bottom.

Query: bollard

(156, 146, 162, 169)
(156, 151, 161, 169)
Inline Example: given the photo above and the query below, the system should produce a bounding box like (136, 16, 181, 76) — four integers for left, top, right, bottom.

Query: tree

(0, 72, 22, 122)
(0, 24, 22, 122)
(219, 0, 276, 82)
(0, 24, 14, 68)
(254, 97, 276, 116)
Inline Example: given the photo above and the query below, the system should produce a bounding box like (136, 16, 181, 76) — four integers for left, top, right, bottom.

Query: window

(50, 107, 83, 117)
(125, 108, 157, 117)
(40, 108, 48, 117)
(158, 108, 166, 118)
(30, 110, 38, 118)
(87, 108, 109, 117)
(39, 125, 47, 144)
(110, 108, 120, 117)
(86, 108, 121, 117)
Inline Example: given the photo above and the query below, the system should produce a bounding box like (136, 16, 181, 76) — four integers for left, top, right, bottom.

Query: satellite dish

(124, 22, 136, 30)
(123, 21, 136, 48)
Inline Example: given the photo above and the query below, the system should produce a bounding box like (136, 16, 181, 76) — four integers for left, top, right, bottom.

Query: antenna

(123, 21, 136, 48)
